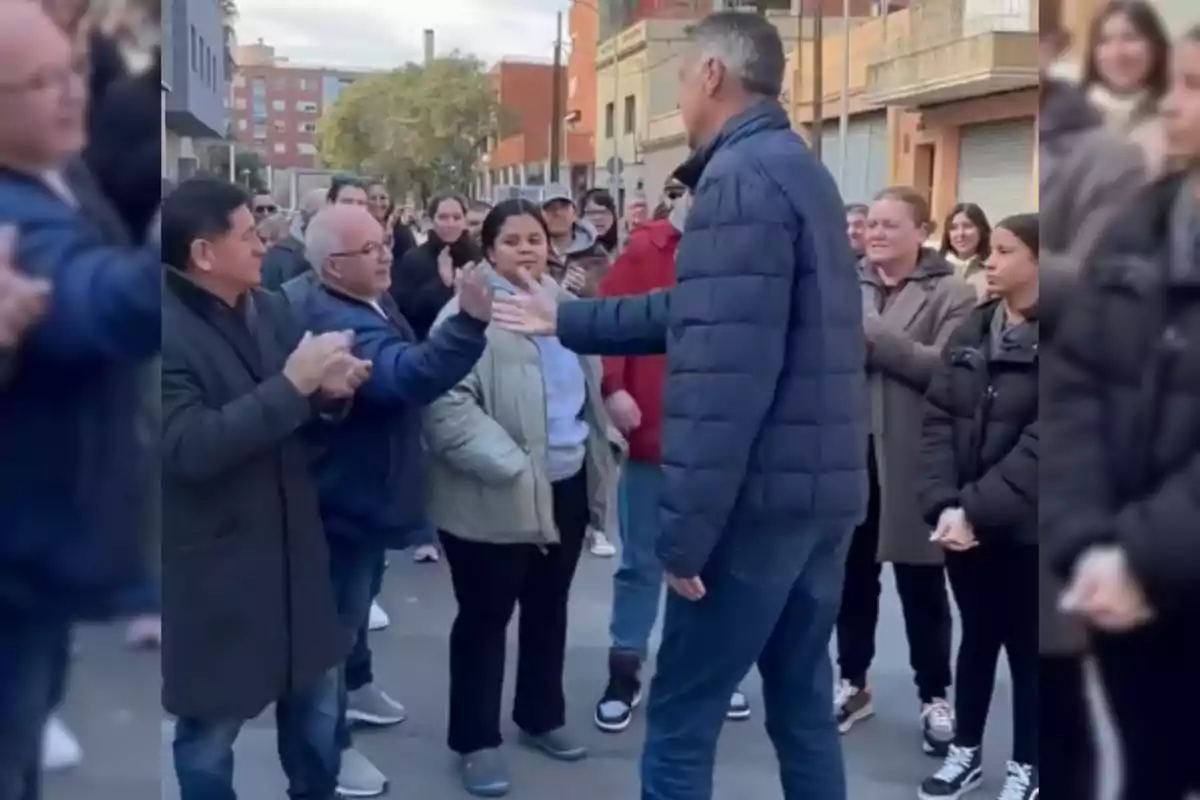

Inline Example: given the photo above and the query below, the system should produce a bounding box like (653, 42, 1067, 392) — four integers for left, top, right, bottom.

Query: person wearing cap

(541, 185, 618, 560)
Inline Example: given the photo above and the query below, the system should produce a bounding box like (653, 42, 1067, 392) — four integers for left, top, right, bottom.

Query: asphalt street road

(47, 551, 1027, 800)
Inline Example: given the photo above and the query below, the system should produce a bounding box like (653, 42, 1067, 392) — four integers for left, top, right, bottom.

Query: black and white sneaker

(594, 670, 641, 733)
(921, 698, 956, 756)
(997, 761, 1038, 800)
(918, 744, 983, 800)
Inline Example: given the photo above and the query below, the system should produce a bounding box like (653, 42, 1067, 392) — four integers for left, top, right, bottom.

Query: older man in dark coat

(160, 176, 371, 799)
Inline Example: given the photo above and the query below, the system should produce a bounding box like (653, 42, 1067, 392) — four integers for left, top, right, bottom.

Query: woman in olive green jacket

(423, 199, 621, 797)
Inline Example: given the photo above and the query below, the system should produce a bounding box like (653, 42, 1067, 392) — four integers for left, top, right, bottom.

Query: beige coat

(861, 251, 977, 565)
(422, 285, 622, 546)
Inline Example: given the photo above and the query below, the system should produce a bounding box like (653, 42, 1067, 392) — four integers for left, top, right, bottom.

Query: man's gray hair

(688, 11, 786, 98)
(304, 209, 346, 272)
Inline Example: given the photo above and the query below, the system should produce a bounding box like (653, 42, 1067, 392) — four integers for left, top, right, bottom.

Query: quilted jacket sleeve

(655, 167, 796, 578)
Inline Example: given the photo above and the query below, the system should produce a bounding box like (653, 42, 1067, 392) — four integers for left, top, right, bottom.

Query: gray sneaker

(519, 727, 588, 762)
(346, 684, 406, 726)
(336, 747, 387, 797)
(459, 748, 511, 797)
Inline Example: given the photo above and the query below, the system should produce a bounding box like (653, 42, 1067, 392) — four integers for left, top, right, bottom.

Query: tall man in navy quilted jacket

(491, 12, 867, 800)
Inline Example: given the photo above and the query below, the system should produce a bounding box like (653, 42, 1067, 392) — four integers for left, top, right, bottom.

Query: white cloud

(233, 0, 567, 70)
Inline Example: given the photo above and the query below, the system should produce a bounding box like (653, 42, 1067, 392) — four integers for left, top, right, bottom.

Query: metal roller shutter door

(955, 120, 1036, 223)
(820, 112, 889, 205)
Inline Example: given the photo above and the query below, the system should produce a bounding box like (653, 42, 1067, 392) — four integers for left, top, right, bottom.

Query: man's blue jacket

(288, 278, 486, 548)
(0, 169, 161, 616)
(557, 101, 868, 579)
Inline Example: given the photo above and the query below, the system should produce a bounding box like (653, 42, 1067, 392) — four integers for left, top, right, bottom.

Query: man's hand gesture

(491, 267, 559, 337)
(0, 225, 50, 348)
(283, 330, 355, 395)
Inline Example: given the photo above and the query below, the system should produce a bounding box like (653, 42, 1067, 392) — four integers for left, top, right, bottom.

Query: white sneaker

(42, 716, 82, 772)
(367, 601, 389, 632)
(588, 529, 617, 557)
(337, 746, 387, 797)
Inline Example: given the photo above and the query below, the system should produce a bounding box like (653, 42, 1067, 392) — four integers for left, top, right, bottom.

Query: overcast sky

(234, 0, 568, 69)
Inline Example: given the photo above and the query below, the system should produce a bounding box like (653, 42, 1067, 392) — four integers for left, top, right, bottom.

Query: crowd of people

(1, 0, 1199, 800)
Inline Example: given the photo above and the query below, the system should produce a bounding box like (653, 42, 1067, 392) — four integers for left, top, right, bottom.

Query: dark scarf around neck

(424, 230, 482, 267)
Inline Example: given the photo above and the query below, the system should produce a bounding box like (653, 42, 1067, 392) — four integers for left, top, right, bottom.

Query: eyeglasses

(254, 205, 278, 215)
(330, 241, 392, 259)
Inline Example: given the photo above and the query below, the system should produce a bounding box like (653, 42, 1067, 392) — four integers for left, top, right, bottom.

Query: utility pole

(837, 0, 850, 189)
(811, 0, 824, 160)
(550, 10, 564, 183)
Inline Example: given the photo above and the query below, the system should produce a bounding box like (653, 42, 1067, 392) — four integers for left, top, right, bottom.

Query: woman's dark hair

(580, 187, 620, 252)
(327, 175, 365, 202)
(995, 213, 1039, 256)
(426, 193, 468, 219)
(1082, 0, 1171, 102)
(938, 202, 992, 259)
(480, 199, 550, 255)
(873, 186, 931, 227)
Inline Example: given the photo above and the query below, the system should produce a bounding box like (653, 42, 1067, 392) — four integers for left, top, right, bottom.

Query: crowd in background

(1, 1, 1199, 800)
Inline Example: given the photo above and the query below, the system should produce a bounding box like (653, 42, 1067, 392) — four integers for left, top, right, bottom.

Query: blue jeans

(328, 540, 384, 751)
(0, 615, 70, 800)
(641, 524, 853, 800)
(173, 667, 341, 800)
(609, 462, 664, 658)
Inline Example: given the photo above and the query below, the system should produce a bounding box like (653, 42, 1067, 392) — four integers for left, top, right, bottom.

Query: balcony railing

(867, 0, 1037, 105)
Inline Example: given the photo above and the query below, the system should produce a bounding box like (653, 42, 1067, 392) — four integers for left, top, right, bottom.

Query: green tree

(317, 53, 505, 201)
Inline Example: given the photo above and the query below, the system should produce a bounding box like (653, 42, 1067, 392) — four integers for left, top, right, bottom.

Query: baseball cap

(541, 184, 574, 206)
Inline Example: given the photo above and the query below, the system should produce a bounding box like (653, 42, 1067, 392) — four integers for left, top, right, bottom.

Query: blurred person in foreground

(287, 204, 492, 796)
(1038, 6, 1151, 793)
(0, 5, 161, 798)
(592, 182, 753, 735)
(160, 176, 371, 800)
(491, 12, 866, 799)
(261, 188, 327, 290)
(1043, 25, 1200, 800)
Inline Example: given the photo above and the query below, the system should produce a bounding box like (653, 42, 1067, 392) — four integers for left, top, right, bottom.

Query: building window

(272, 119, 286, 132)
(253, 123, 267, 139)
(210, 52, 217, 88)
(233, 74, 245, 88)
(298, 122, 317, 134)
(297, 142, 317, 156)
(233, 97, 246, 110)
(604, 102, 614, 138)
(274, 142, 287, 154)
(272, 100, 286, 112)
(252, 78, 266, 96)
(296, 101, 319, 113)
(190, 26, 197, 72)
(237, 119, 247, 131)
(298, 78, 310, 91)
(624, 95, 635, 134)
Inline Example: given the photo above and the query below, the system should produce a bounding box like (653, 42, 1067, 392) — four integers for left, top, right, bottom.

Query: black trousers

(836, 443, 952, 702)
(1040, 655, 1096, 800)
(945, 545, 1038, 764)
(1095, 617, 1200, 799)
(440, 469, 589, 755)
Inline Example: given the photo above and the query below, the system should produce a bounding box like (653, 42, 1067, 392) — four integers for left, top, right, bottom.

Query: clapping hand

(437, 247, 455, 288)
(456, 263, 493, 321)
(929, 507, 978, 552)
(0, 225, 50, 348)
(1060, 546, 1155, 632)
(284, 331, 358, 395)
(562, 264, 588, 295)
(491, 267, 559, 336)
(320, 352, 372, 399)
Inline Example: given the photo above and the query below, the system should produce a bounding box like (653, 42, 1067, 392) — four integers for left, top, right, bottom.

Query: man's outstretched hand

(491, 267, 559, 336)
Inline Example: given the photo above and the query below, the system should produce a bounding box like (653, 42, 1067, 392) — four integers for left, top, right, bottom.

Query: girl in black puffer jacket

(916, 214, 1040, 800)
(390, 194, 481, 340)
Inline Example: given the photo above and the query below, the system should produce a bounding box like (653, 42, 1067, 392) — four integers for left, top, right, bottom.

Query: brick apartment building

(474, 59, 592, 202)
(229, 40, 373, 170)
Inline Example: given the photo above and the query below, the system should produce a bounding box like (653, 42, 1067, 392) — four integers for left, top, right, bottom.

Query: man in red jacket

(592, 188, 751, 733)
